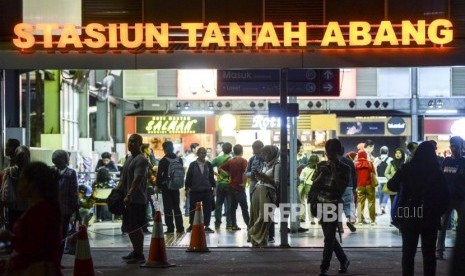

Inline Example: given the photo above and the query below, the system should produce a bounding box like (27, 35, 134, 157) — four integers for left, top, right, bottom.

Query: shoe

(319, 268, 329, 276)
(297, 227, 309, 233)
(226, 225, 233, 230)
(186, 226, 192, 232)
(215, 223, 221, 229)
(381, 208, 386, 215)
(268, 237, 275, 244)
(176, 229, 185, 234)
(164, 230, 174, 234)
(143, 229, 151, 235)
(231, 226, 241, 231)
(370, 222, 377, 226)
(126, 253, 145, 264)
(204, 227, 215, 233)
(436, 251, 444, 260)
(346, 222, 357, 232)
(311, 221, 316, 225)
(339, 259, 350, 273)
(300, 218, 306, 223)
(122, 251, 136, 260)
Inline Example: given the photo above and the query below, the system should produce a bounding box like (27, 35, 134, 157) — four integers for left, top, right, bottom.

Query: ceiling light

(180, 110, 215, 115)
(425, 109, 458, 115)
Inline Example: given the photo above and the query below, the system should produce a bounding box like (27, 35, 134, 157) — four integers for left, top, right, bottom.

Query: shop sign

(136, 116, 205, 134)
(12, 19, 453, 51)
(340, 122, 385, 135)
(252, 115, 281, 130)
(387, 117, 406, 135)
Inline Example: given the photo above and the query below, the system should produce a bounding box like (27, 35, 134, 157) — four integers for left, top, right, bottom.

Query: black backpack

(377, 159, 388, 177)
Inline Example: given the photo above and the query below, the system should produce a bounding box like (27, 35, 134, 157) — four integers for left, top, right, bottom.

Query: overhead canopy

(1, 41, 465, 69)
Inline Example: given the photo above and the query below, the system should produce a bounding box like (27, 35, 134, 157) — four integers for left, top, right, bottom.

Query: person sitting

(92, 168, 116, 222)
(95, 152, 118, 172)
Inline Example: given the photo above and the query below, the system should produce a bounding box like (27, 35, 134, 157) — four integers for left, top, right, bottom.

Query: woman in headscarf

(299, 154, 319, 224)
(384, 148, 406, 202)
(387, 142, 449, 276)
(248, 145, 280, 247)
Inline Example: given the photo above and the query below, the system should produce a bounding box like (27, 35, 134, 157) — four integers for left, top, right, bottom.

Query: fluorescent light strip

(425, 109, 458, 115)
(180, 110, 215, 115)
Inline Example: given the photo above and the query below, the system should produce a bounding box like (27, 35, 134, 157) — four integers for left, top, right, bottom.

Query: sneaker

(339, 259, 350, 273)
(122, 251, 136, 260)
(126, 254, 145, 264)
(186, 225, 192, 232)
(310, 221, 316, 225)
(176, 229, 185, 234)
(231, 226, 241, 231)
(215, 223, 221, 229)
(226, 225, 233, 230)
(268, 237, 275, 244)
(204, 227, 215, 233)
(370, 222, 377, 226)
(436, 251, 444, 260)
(297, 227, 309, 233)
(346, 222, 357, 232)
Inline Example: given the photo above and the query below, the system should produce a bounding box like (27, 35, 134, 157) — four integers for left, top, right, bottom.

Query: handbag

(382, 183, 397, 195)
(106, 188, 125, 216)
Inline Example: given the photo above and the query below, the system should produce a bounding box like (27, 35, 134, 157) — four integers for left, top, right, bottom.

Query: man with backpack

(156, 141, 185, 234)
(374, 146, 393, 215)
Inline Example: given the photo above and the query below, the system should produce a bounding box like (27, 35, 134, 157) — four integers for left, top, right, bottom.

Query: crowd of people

(0, 133, 464, 275)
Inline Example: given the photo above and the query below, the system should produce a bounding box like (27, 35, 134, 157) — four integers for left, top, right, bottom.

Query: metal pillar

(279, 68, 289, 247)
(25, 72, 31, 146)
(0, 70, 5, 168)
(289, 97, 299, 232)
(410, 68, 419, 142)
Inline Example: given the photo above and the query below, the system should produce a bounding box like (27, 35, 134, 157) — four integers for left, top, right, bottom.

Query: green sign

(136, 116, 205, 134)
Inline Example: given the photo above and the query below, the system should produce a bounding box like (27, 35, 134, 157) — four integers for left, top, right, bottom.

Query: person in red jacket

(355, 150, 377, 225)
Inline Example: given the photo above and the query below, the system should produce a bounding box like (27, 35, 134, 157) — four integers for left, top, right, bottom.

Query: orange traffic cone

(186, 202, 210, 252)
(141, 211, 176, 268)
(74, 225, 95, 276)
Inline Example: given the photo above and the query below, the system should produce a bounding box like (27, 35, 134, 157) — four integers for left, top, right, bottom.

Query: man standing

(221, 144, 249, 230)
(119, 134, 149, 264)
(436, 136, 465, 260)
(211, 142, 233, 229)
(183, 143, 199, 216)
(156, 141, 185, 234)
(185, 147, 216, 233)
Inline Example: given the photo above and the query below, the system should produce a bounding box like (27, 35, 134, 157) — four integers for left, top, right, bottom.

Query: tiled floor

(85, 211, 456, 249)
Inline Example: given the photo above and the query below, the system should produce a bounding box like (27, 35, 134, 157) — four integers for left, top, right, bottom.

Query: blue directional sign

(217, 69, 340, 97)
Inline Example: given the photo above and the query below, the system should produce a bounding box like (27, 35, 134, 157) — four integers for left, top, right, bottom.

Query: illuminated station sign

(12, 19, 453, 51)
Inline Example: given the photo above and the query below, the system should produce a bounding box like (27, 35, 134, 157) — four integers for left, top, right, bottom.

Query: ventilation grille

(265, 0, 323, 24)
(157, 70, 177, 98)
(452, 67, 465, 96)
(82, 0, 142, 24)
(356, 68, 377, 97)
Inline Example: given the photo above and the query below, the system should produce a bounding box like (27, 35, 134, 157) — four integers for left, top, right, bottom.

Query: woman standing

(299, 155, 319, 224)
(248, 145, 280, 247)
(387, 142, 449, 276)
(0, 162, 63, 275)
(384, 148, 406, 203)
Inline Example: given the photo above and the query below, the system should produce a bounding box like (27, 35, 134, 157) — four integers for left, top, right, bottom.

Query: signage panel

(217, 69, 340, 97)
(136, 116, 205, 134)
(387, 117, 406, 135)
(340, 122, 385, 135)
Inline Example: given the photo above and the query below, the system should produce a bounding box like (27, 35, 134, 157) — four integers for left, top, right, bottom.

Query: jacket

(355, 151, 375, 187)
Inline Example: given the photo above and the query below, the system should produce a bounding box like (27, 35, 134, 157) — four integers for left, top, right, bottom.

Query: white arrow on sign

(322, 70, 334, 80)
(322, 82, 333, 92)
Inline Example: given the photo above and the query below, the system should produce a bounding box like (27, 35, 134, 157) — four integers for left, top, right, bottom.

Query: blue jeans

(215, 185, 232, 226)
(342, 187, 355, 220)
(378, 182, 389, 208)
